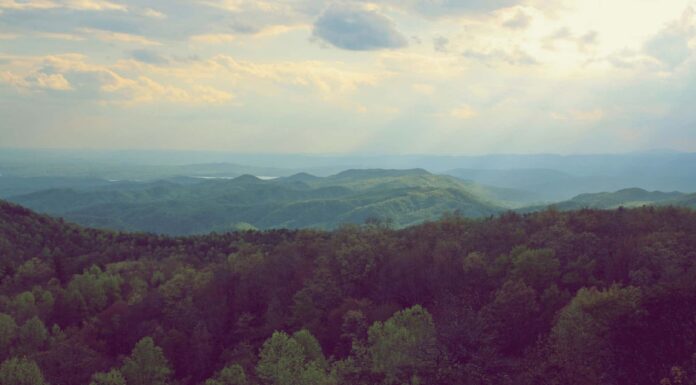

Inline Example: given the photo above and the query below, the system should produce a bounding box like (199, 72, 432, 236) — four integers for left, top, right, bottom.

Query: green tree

(292, 329, 327, 368)
(0, 357, 48, 385)
(483, 279, 540, 355)
(257, 331, 305, 385)
(65, 266, 122, 318)
(0, 313, 17, 355)
(121, 337, 172, 385)
(510, 247, 560, 291)
(90, 369, 126, 385)
(18, 316, 48, 353)
(549, 285, 642, 385)
(205, 363, 247, 385)
(256, 331, 334, 385)
(367, 305, 437, 384)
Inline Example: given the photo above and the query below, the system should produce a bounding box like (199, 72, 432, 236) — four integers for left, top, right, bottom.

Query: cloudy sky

(1, 0, 695, 154)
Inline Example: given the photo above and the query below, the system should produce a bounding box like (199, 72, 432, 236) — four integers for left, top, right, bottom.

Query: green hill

(522, 188, 695, 212)
(7, 169, 509, 235)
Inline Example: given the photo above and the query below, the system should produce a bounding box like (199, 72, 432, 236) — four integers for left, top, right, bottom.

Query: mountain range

(6, 169, 512, 235)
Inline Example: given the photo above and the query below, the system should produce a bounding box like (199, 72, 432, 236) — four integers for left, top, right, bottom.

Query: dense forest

(2, 199, 696, 385)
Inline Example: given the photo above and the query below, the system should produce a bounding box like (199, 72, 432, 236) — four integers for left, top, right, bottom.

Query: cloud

(141, 7, 165, 19)
(543, 27, 598, 51)
(502, 9, 531, 29)
(35, 32, 86, 40)
(79, 28, 161, 46)
(189, 33, 237, 44)
(0, 0, 127, 12)
(433, 36, 449, 52)
(312, 3, 407, 51)
(450, 105, 477, 119)
(463, 47, 538, 66)
(551, 108, 605, 123)
(644, 7, 695, 68)
(131, 49, 168, 65)
(388, 0, 522, 18)
(0, 54, 233, 105)
(210, 55, 381, 93)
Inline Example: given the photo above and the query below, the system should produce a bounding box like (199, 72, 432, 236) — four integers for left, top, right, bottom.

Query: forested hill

(521, 188, 696, 212)
(6, 169, 517, 235)
(2, 200, 696, 385)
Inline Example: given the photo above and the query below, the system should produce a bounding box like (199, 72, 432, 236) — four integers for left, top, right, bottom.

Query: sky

(1, 0, 695, 154)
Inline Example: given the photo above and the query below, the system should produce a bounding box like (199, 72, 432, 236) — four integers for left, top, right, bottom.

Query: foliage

(0, 357, 48, 385)
(1, 200, 696, 385)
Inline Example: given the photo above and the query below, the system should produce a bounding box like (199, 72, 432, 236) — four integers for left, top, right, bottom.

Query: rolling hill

(521, 188, 696, 212)
(7, 169, 513, 234)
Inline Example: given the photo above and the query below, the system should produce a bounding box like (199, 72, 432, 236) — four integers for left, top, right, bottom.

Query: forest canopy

(1, 200, 696, 385)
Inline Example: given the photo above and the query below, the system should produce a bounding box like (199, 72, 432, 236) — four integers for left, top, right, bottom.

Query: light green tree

(550, 285, 641, 385)
(18, 316, 48, 353)
(257, 331, 305, 385)
(205, 363, 247, 385)
(0, 357, 48, 385)
(367, 305, 437, 385)
(121, 337, 172, 385)
(256, 331, 335, 385)
(90, 368, 126, 385)
(0, 313, 17, 354)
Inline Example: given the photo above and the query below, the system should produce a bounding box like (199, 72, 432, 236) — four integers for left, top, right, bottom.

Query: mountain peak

(232, 174, 263, 183)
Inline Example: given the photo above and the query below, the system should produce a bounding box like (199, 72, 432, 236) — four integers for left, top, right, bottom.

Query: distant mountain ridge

(521, 188, 696, 212)
(7, 169, 513, 235)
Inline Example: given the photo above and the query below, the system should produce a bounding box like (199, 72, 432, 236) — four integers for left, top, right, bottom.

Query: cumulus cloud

(0, 54, 233, 105)
(312, 3, 407, 51)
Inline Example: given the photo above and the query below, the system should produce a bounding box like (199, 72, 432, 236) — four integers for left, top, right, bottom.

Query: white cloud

(141, 7, 166, 19)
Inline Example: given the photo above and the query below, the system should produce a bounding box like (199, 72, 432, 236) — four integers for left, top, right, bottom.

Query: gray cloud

(131, 49, 169, 65)
(644, 27, 692, 67)
(503, 10, 531, 29)
(312, 3, 407, 50)
(397, 0, 520, 17)
(543, 27, 598, 51)
(433, 36, 449, 52)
